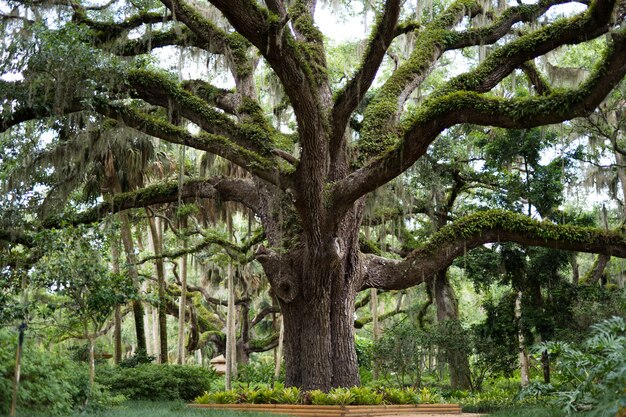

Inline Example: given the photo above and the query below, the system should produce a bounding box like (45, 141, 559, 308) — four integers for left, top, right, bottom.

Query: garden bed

(188, 403, 462, 416)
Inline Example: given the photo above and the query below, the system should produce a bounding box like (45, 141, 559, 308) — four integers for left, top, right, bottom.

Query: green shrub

(235, 360, 277, 385)
(308, 389, 335, 405)
(194, 390, 238, 404)
(380, 387, 419, 405)
(275, 386, 300, 404)
(119, 351, 156, 368)
(355, 336, 373, 369)
(98, 364, 217, 401)
(194, 385, 433, 406)
(0, 329, 91, 416)
(350, 386, 383, 405)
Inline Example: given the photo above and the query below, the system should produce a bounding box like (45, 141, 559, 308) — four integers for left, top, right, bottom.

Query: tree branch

(96, 100, 287, 187)
(334, 27, 626, 212)
(444, 0, 618, 95)
(331, 0, 402, 148)
(356, 0, 482, 163)
(0, 80, 85, 133)
(42, 177, 261, 227)
(520, 61, 553, 96)
(447, 0, 571, 50)
(361, 210, 626, 290)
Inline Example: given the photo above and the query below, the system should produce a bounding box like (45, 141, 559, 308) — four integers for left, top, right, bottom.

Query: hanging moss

(440, 4, 604, 95)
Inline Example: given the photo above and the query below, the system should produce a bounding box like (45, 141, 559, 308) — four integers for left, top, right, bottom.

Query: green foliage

(31, 227, 134, 342)
(194, 385, 429, 406)
(273, 386, 301, 404)
(485, 406, 566, 417)
(373, 319, 470, 388)
(119, 351, 156, 368)
(380, 387, 419, 405)
(98, 364, 217, 401)
(354, 335, 374, 369)
(539, 316, 626, 416)
(195, 390, 239, 404)
(235, 360, 278, 386)
(349, 386, 383, 405)
(0, 328, 99, 415)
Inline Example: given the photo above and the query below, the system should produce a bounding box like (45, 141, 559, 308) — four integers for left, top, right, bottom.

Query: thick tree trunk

(270, 235, 361, 390)
(119, 212, 147, 353)
(434, 270, 472, 390)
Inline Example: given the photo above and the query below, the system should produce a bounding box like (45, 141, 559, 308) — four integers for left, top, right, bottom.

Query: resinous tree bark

(2, 0, 626, 391)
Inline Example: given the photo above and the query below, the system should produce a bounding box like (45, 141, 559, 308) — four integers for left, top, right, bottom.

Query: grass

(68, 401, 280, 417)
(486, 406, 566, 417)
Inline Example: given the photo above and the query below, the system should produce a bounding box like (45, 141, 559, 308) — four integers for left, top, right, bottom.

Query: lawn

(17, 401, 568, 417)
(67, 401, 278, 417)
(486, 406, 566, 417)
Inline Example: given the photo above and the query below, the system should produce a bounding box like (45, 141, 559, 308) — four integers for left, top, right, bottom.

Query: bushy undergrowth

(194, 385, 443, 405)
(0, 329, 122, 416)
(97, 364, 217, 401)
(539, 316, 626, 416)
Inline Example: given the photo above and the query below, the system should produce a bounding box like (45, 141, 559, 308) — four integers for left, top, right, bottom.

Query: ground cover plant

(194, 385, 443, 405)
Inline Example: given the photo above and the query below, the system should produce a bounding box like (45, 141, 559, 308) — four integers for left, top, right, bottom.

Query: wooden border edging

(188, 403, 462, 416)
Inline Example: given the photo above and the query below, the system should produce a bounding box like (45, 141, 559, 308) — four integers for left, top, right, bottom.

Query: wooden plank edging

(188, 403, 462, 416)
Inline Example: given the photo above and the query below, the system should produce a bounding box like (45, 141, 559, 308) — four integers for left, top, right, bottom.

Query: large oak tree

(2, 0, 626, 391)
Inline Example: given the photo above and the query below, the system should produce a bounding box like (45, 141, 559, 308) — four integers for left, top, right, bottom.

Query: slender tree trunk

(111, 239, 123, 364)
(147, 213, 168, 363)
(114, 306, 122, 364)
(88, 335, 96, 389)
(370, 288, 379, 380)
(142, 280, 153, 356)
(570, 253, 580, 285)
(152, 307, 160, 361)
(541, 350, 550, 383)
(238, 300, 250, 365)
(516, 291, 530, 387)
(434, 270, 472, 390)
(585, 254, 610, 285)
(225, 261, 237, 389)
(119, 212, 147, 353)
(177, 216, 188, 365)
(9, 323, 26, 417)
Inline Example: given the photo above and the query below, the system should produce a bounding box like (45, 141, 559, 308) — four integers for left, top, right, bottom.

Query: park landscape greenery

(1, 0, 626, 415)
